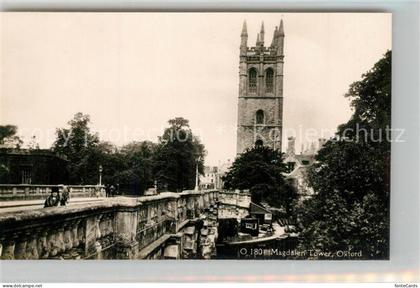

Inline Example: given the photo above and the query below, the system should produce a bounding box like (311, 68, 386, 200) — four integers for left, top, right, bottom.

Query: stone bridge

(0, 190, 250, 260)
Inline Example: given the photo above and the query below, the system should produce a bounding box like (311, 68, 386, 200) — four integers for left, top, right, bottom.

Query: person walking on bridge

(59, 185, 70, 206)
(44, 186, 60, 208)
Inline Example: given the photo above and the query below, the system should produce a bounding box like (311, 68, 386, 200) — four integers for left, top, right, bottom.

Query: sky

(0, 13, 391, 166)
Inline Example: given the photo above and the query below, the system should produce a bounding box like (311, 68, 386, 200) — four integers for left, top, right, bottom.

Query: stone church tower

(236, 20, 285, 154)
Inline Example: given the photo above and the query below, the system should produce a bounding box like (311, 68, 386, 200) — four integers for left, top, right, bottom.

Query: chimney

(287, 136, 295, 155)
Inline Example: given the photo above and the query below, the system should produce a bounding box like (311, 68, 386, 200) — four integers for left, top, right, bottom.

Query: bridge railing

(0, 200, 116, 259)
(0, 184, 105, 201)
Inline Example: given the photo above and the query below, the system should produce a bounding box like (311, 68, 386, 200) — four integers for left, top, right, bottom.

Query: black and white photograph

(0, 12, 392, 260)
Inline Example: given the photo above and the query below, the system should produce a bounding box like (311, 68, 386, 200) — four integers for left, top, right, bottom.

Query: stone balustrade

(0, 189, 219, 260)
(218, 190, 251, 219)
(0, 184, 105, 201)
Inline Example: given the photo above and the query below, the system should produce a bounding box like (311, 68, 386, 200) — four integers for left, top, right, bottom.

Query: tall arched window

(248, 68, 257, 93)
(256, 110, 264, 124)
(265, 68, 274, 93)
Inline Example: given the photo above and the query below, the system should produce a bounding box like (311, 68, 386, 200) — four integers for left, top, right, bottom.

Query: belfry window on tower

(265, 68, 274, 93)
(248, 68, 257, 93)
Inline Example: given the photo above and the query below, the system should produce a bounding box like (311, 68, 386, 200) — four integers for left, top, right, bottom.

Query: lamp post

(99, 165, 103, 186)
(194, 155, 202, 192)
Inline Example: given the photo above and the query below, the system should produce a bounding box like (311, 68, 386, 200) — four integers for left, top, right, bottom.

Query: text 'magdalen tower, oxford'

(236, 20, 285, 154)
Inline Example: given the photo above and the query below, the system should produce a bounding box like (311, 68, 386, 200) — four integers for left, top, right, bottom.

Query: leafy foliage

(153, 117, 206, 192)
(296, 51, 391, 259)
(223, 146, 297, 212)
(0, 125, 17, 143)
(115, 141, 157, 195)
(0, 125, 22, 148)
(51, 114, 206, 194)
(52, 113, 100, 184)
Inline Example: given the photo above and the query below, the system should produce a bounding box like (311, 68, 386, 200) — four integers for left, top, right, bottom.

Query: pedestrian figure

(60, 185, 70, 206)
(44, 186, 60, 208)
(105, 184, 110, 197)
(110, 185, 115, 197)
(94, 185, 100, 198)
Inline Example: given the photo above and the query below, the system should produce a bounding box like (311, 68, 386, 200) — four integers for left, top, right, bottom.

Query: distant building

(215, 159, 233, 189)
(239, 217, 259, 237)
(0, 148, 69, 184)
(199, 160, 233, 190)
(199, 166, 219, 190)
(283, 137, 327, 198)
(249, 202, 273, 225)
(239, 203, 273, 237)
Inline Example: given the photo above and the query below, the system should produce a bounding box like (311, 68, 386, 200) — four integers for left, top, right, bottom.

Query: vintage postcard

(0, 13, 391, 260)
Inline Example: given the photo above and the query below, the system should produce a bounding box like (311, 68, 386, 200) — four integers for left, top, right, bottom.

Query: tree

(115, 141, 158, 195)
(27, 135, 40, 150)
(0, 125, 17, 143)
(297, 51, 391, 259)
(222, 146, 297, 213)
(0, 125, 22, 148)
(153, 117, 206, 192)
(91, 141, 124, 186)
(52, 112, 100, 184)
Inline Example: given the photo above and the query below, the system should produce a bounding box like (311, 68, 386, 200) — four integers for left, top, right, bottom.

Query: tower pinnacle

(260, 21, 265, 44)
(279, 19, 284, 36)
(277, 19, 285, 55)
(241, 20, 248, 37)
(271, 26, 278, 47)
(240, 20, 248, 55)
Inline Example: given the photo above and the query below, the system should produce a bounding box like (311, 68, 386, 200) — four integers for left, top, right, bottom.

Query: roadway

(0, 197, 107, 213)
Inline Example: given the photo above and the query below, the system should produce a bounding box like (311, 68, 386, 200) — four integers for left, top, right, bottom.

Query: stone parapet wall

(0, 189, 251, 259)
(0, 184, 105, 201)
(0, 190, 219, 260)
(0, 200, 117, 259)
(217, 190, 251, 208)
(217, 190, 251, 219)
